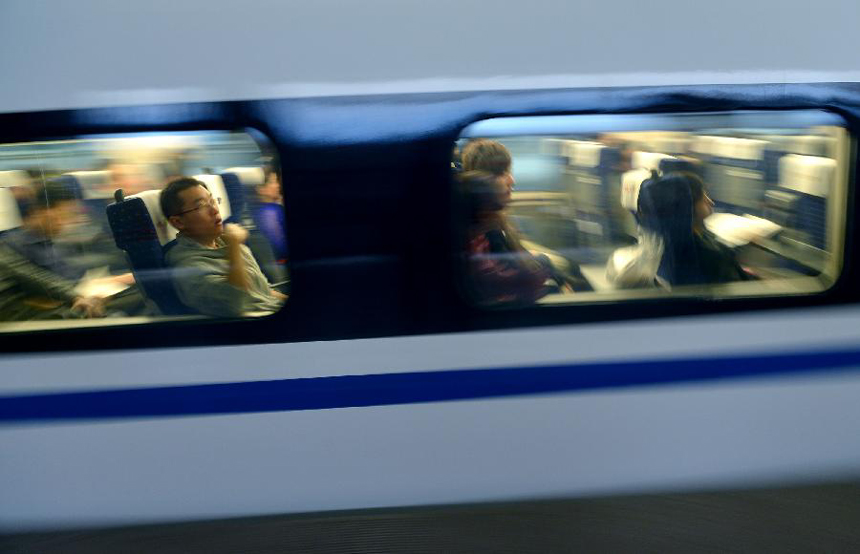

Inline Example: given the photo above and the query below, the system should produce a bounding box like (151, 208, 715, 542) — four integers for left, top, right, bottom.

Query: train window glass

(455, 111, 849, 307)
(0, 131, 288, 332)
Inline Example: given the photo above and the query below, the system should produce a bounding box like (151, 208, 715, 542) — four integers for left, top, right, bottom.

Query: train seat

(0, 187, 23, 232)
(704, 137, 768, 216)
(563, 140, 623, 248)
(220, 167, 265, 225)
(773, 154, 836, 250)
(106, 189, 189, 315)
(0, 170, 29, 189)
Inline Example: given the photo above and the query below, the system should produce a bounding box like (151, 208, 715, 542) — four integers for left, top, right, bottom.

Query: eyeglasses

(175, 196, 221, 216)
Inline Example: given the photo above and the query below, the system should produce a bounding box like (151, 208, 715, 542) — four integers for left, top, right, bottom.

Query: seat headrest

(620, 168, 652, 213)
(0, 170, 29, 189)
(565, 141, 604, 168)
(222, 167, 265, 187)
(690, 136, 719, 156)
(66, 171, 113, 199)
(647, 136, 689, 156)
(789, 135, 830, 157)
(0, 187, 23, 232)
(778, 154, 836, 197)
(711, 137, 767, 160)
(127, 189, 178, 245)
(193, 174, 232, 221)
(631, 151, 674, 172)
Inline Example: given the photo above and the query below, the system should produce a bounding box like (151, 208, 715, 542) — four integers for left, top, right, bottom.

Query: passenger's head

(24, 178, 79, 238)
(161, 177, 222, 243)
(258, 166, 282, 204)
(639, 171, 711, 234)
(461, 139, 515, 192)
(638, 171, 714, 285)
(459, 170, 511, 220)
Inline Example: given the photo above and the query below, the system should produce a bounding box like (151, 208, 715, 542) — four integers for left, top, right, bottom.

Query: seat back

(706, 137, 767, 215)
(106, 189, 189, 315)
(562, 140, 623, 245)
(620, 168, 652, 214)
(66, 171, 113, 199)
(0, 187, 23, 232)
(774, 154, 836, 250)
(0, 170, 29, 189)
(220, 167, 264, 225)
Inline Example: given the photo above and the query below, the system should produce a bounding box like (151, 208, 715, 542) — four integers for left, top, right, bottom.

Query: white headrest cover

(649, 136, 689, 155)
(194, 174, 232, 221)
(620, 168, 652, 213)
(711, 137, 767, 160)
(568, 141, 604, 168)
(129, 189, 178, 245)
(0, 170, 29, 189)
(631, 151, 674, 172)
(223, 167, 265, 187)
(0, 187, 23, 232)
(789, 135, 829, 157)
(67, 171, 112, 199)
(778, 154, 836, 198)
(691, 136, 716, 155)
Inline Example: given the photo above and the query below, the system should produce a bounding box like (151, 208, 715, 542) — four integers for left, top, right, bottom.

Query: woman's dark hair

(159, 177, 208, 218)
(638, 171, 707, 285)
(458, 170, 505, 219)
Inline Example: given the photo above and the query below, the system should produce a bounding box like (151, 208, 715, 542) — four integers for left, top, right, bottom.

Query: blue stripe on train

(2, 347, 860, 422)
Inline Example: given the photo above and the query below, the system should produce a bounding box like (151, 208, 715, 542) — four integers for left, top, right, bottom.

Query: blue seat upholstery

(219, 167, 285, 283)
(564, 141, 623, 247)
(220, 167, 264, 225)
(703, 137, 768, 216)
(772, 154, 835, 250)
(106, 190, 191, 315)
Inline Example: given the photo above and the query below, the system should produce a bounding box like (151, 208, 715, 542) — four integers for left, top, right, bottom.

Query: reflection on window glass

(0, 131, 288, 330)
(456, 112, 848, 307)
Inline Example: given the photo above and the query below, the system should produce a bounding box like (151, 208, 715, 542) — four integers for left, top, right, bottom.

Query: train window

(0, 131, 288, 332)
(455, 111, 849, 308)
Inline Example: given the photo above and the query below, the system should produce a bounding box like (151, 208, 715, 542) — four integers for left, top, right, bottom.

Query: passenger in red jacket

(460, 170, 551, 306)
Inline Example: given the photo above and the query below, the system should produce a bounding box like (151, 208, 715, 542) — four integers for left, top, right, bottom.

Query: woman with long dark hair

(639, 171, 750, 287)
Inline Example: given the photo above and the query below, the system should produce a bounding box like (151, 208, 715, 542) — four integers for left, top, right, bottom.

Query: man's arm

(0, 243, 105, 317)
(223, 223, 250, 291)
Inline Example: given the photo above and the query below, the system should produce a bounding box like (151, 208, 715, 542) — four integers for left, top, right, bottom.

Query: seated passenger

(251, 164, 288, 263)
(460, 170, 553, 306)
(161, 177, 287, 317)
(0, 180, 109, 320)
(639, 172, 751, 287)
(461, 138, 591, 292)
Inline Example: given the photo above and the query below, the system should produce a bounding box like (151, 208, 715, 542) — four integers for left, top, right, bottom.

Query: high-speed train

(3, 0, 860, 551)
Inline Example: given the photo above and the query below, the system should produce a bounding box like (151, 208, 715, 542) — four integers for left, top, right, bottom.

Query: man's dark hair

(160, 177, 208, 218)
(26, 177, 79, 217)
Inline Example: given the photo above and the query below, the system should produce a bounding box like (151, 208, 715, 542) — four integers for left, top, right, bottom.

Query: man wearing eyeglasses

(161, 177, 286, 317)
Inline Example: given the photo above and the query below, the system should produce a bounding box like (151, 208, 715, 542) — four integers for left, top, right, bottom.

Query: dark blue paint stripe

(2, 348, 860, 422)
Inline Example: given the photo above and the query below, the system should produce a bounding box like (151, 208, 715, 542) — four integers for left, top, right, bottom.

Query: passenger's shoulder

(164, 236, 204, 265)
